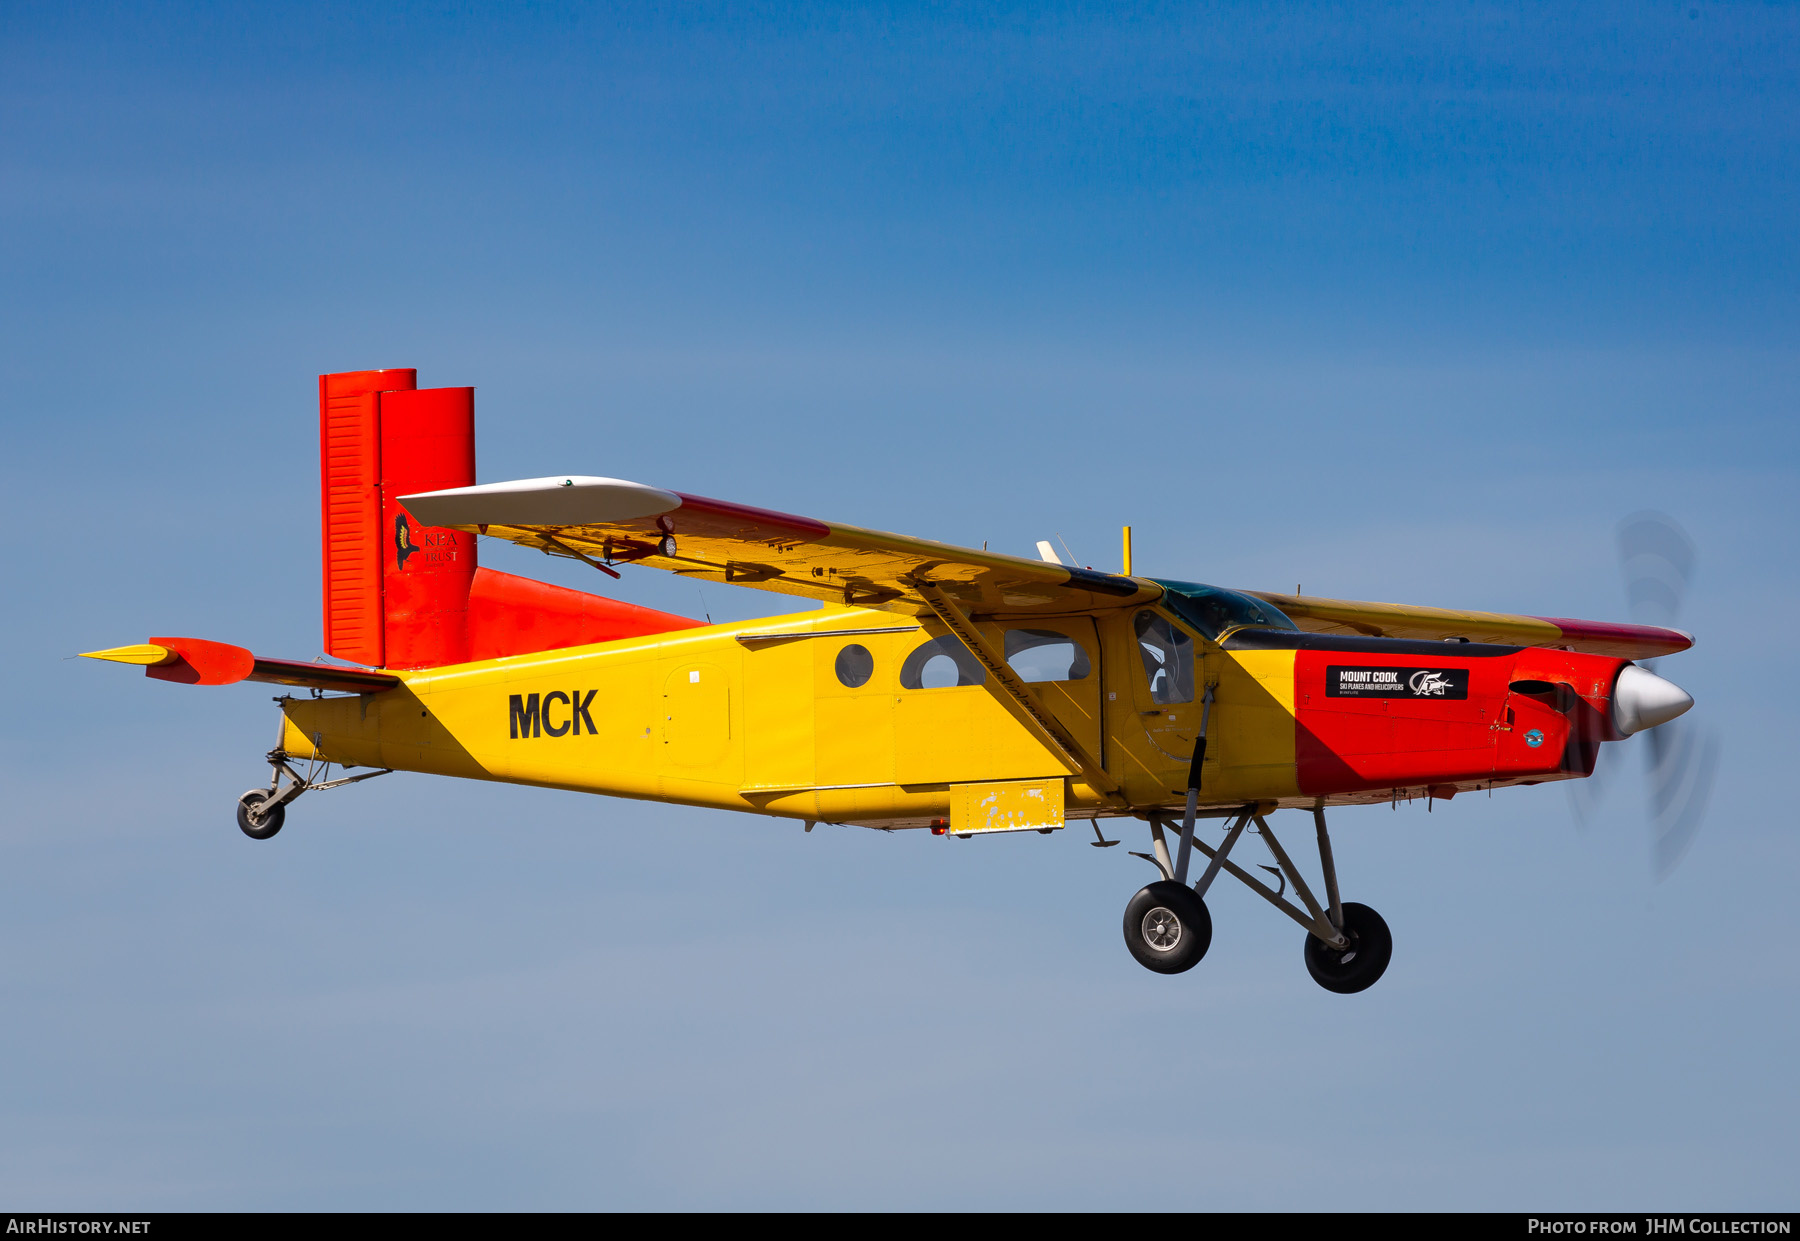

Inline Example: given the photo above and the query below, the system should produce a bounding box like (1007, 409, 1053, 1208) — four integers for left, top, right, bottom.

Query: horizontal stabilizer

(243, 657, 402, 694)
(81, 639, 400, 694)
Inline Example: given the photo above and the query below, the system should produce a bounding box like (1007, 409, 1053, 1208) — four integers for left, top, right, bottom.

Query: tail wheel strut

(236, 748, 391, 841)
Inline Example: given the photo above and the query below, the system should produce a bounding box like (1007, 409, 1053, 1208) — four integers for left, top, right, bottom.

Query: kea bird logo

(395, 515, 418, 570)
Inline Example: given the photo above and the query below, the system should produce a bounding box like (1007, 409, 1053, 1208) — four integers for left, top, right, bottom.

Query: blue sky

(2, 0, 1796, 1209)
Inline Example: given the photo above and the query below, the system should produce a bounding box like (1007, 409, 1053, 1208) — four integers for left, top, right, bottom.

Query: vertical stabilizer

(320, 369, 416, 666)
(379, 387, 477, 668)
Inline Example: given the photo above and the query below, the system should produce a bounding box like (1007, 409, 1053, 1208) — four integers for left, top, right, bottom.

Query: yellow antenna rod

(1121, 525, 1133, 576)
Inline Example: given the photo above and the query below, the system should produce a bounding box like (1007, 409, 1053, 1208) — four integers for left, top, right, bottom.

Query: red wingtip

(1531, 617, 1694, 660)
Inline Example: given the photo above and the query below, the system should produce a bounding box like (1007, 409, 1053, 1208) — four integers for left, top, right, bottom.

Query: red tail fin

(319, 368, 701, 669)
(379, 385, 478, 667)
(320, 368, 413, 666)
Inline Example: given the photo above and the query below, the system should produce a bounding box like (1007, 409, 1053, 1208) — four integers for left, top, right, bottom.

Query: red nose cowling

(1293, 645, 1628, 799)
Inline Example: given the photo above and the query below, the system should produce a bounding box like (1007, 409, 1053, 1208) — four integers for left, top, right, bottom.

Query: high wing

(399, 476, 1161, 618)
(1244, 591, 1692, 660)
(399, 476, 1693, 659)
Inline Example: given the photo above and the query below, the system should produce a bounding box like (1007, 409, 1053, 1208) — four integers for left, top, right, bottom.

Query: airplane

(81, 367, 1699, 994)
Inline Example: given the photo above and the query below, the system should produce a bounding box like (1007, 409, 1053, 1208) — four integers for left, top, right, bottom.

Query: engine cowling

(1273, 633, 1687, 798)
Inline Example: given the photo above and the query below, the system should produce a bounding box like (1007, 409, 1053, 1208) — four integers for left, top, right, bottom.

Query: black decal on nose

(572, 689, 598, 735)
(509, 693, 540, 739)
(1325, 665, 1470, 699)
(542, 690, 572, 737)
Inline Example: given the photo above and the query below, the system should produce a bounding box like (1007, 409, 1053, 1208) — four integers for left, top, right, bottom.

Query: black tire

(1303, 901, 1392, 994)
(1123, 881, 1213, 974)
(237, 790, 285, 840)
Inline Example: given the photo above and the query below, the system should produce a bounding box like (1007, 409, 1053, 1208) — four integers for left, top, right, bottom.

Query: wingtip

(399, 476, 682, 529)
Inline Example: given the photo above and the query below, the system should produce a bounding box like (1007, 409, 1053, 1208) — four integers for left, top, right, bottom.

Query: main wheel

(1303, 901, 1392, 994)
(237, 789, 285, 840)
(1123, 881, 1213, 974)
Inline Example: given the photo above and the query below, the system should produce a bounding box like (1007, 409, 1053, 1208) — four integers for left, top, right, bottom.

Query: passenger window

(835, 643, 873, 688)
(1134, 611, 1193, 704)
(899, 635, 986, 689)
(1004, 628, 1090, 682)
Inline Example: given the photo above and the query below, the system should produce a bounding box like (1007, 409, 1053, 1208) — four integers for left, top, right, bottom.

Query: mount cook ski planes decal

(82, 368, 1700, 993)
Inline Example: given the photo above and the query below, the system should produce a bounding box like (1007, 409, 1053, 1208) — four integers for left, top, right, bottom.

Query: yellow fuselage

(281, 603, 1299, 828)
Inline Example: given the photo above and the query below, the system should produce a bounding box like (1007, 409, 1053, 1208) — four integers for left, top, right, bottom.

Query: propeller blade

(1567, 738, 1615, 828)
(1648, 720, 1719, 882)
(1619, 512, 1696, 629)
(1590, 512, 1716, 878)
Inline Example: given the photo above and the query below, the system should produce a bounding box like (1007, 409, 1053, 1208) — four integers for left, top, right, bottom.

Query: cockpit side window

(1003, 628, 1091, 683)
(1134, 610, 1194, 705)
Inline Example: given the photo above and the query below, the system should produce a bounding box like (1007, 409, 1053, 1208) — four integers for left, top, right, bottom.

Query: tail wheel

(1303, 901, 1392, 994)
(237, 789, 285, 840)
(1123, 881, 1213, 974)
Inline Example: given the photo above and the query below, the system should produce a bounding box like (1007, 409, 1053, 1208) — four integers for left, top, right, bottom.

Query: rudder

(320, 368, 416, 667)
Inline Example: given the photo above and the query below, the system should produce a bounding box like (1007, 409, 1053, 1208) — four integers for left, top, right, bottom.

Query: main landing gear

(1123, 882, 1213, 974)
(1122, 805, 1391, 994)
(236, 748, 391, 841)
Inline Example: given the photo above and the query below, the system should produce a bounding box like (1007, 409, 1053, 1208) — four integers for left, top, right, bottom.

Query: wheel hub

(1141, 907, 1182, 951)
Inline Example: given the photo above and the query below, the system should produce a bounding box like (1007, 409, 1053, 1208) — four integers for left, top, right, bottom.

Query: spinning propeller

(1570, 512, 1718, 879)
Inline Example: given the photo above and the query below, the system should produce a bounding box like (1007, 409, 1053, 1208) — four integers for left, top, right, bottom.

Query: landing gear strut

(236, 749, 391, 841)
(1121, 804, 1392, 994)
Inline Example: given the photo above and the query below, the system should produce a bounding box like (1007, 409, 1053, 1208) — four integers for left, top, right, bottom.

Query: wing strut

(907, 576, 1127, 809)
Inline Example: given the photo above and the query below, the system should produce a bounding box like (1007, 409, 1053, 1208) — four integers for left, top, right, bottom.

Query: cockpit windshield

(1151, 579, 1299, 641)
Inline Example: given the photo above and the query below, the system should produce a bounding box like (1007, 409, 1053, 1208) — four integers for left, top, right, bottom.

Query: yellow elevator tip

(79, 643, 176, 666)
